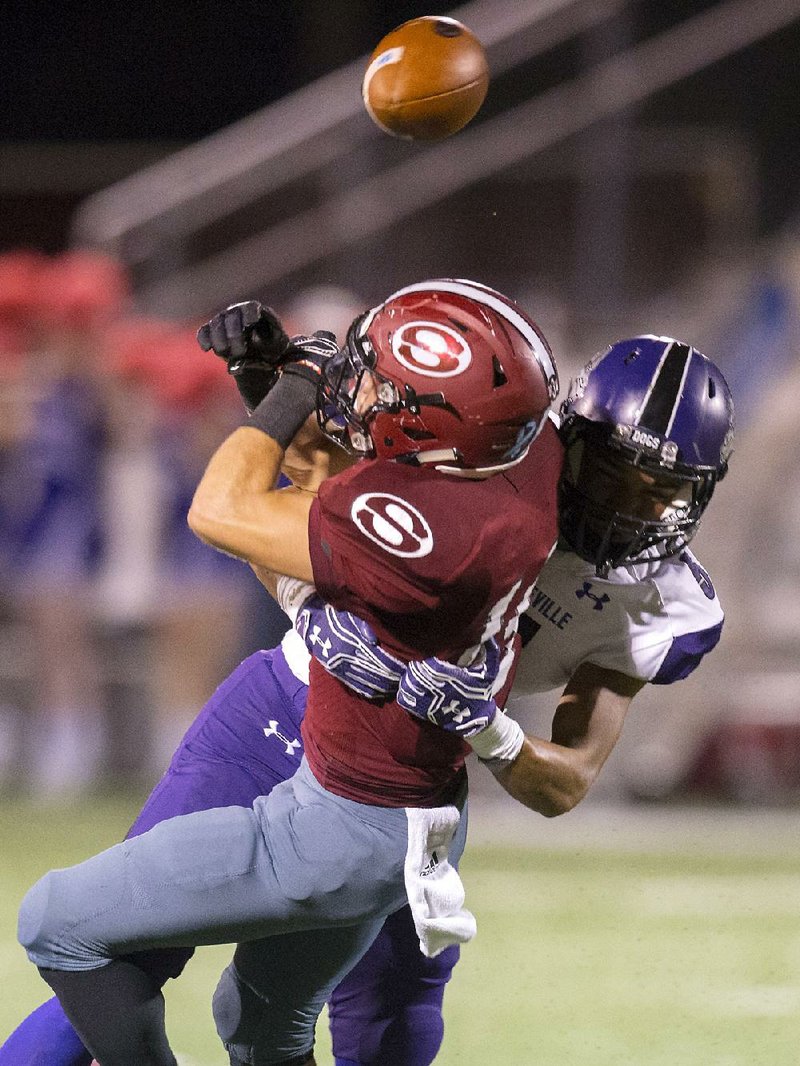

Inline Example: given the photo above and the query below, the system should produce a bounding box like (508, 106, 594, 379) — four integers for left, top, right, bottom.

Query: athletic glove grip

(196, 300, 291, 412)
(296, 596, 404, 700)
(397, 640, 525, 764)
(246, 331, 341, 448)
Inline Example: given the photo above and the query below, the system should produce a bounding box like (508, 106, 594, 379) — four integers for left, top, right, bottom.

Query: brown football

(362, 16, 489, 141)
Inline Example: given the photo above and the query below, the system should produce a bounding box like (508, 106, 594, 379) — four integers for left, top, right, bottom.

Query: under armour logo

(575, 582, 610, 611)
(263, 721, 301, 757)
(441, 699, 470, 724)
(307, 625, 332, 657)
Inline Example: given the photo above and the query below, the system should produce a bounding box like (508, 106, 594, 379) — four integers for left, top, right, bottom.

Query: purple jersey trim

(651, 620, 723, 685)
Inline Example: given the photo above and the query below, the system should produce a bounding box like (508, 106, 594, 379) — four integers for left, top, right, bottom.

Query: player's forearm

(489, 733, 596, 817)
(491, 665, 640, 816)
(188, 427, 315, 579)
(189, 426, 282, 533)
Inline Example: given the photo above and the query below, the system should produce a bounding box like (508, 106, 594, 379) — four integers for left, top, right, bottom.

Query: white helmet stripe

(356, 300, 382, 340)
(382, 278, 559, 394)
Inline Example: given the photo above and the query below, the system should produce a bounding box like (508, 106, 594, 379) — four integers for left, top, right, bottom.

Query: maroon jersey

(303, 419, 563, 807)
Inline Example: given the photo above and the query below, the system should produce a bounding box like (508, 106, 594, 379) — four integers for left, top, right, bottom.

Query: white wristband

(468, 712, 525, 765)
(276, 575, 316, 622)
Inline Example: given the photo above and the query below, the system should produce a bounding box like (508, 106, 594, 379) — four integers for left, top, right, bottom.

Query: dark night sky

(1, 1, 798, 231)
(0, 1, 454, 141)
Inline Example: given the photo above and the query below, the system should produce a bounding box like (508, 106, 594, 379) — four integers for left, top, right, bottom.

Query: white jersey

(511, 545, 723, 695)
(278, 545, 723, 696)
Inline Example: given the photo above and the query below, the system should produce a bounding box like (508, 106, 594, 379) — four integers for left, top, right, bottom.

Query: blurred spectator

(0, 250, 266, 796)
(105, 319, 255, 778)
(0, 250, 49, 785)
(0, 250, 47, 506)
(1, 250, 126, 797)
(620, 238, 800, 803)
(698, 240, 800, 801)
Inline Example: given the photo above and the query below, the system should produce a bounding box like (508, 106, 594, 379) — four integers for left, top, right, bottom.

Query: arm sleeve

(650, 618, 724, 684)
(629, 553, 725, 685)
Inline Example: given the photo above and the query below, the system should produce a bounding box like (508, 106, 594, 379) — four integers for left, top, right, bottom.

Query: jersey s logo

(392, 321, 472, 378)
(351, 493, 434, 558)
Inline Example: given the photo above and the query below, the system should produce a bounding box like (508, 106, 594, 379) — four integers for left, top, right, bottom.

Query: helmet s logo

(351, 493, 434, 558)
(392, 321, 472, 378)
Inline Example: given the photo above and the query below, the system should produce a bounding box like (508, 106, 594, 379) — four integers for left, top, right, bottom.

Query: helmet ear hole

(491, 355, 507, 387)
(402, 426, 437, 441)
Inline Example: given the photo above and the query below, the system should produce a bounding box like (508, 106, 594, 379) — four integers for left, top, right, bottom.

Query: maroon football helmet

(317, 279, 559, 474)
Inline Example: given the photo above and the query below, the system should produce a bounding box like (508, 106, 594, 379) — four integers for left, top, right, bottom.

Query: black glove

(196, 300, 291, 412)
(246, 330, 342, 450)
(281, 330, 340, 384)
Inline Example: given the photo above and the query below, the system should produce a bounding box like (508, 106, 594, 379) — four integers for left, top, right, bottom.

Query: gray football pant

(19, 758, 467, 1062)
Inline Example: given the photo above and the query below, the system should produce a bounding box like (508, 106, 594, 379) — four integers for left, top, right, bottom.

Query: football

(362, 16, 489, 141)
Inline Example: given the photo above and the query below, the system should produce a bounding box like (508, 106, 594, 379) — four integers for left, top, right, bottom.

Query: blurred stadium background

(2, 0, 800, 1060)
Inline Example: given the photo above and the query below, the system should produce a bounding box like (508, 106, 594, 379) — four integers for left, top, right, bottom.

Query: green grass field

(2, 795, 800, 1065)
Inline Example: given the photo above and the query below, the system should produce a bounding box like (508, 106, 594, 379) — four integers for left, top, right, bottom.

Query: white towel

(404, 805, 477, 958)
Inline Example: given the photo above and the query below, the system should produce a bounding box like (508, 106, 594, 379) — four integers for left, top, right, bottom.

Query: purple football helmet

(558, 335, 734, 575)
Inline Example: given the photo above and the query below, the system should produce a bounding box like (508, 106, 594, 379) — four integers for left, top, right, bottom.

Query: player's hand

(397, 640, 501, 737)
(197, 300, 290, 363)
(196, 300, 291, 411)
(295, 595, 404, 700)
(281, 330, 341, 386)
